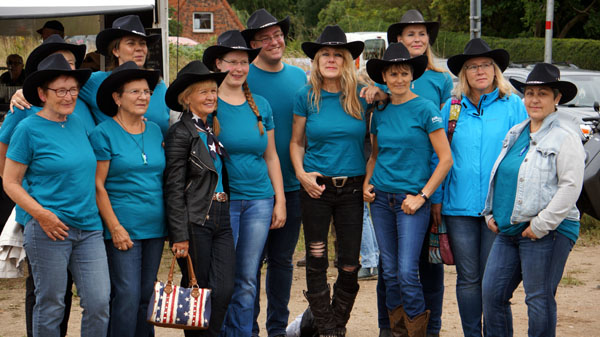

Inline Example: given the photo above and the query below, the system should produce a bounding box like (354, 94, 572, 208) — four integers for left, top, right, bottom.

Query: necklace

(116, 115, 147, 165)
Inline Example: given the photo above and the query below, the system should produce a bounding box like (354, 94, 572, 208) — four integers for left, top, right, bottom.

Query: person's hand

(9, 89, 31, 112)
(431, 203, 442, 227)
(401, 194, 425, 215)
(271, 200, 287, 229)
(487, 217, 499, 234)
(359, 85, 382, 104)
(298, 171, 325, 199)
(363, 183, 375, 202)
(36, 209, 69, 241)
(110, 225, 134, 251)
(521, 225, 538, 240)
(172, 240, 189, 258)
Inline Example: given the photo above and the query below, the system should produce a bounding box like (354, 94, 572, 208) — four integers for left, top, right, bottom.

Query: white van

(345, 32, 388, 72)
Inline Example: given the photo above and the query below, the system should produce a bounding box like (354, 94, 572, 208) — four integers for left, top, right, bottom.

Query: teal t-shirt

(293, 86, 367, 177)
(370, 96, 443, 193)
(198, 130, 224, 193)
(6, 114, 102, 230)
(412, 70, 453, 108)
(79, 71, 171, 136)
(217, 95, 275, 200)
(493, 126, 580, 242)
(247, 63, 307, 192)
(89, 119, 167, 239)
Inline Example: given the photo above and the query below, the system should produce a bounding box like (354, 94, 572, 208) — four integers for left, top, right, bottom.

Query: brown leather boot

(388, 305, 408, 337)
(403, 310, 430, 337)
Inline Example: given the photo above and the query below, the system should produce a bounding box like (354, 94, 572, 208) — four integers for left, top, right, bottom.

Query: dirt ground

(1, 245, 599, 337)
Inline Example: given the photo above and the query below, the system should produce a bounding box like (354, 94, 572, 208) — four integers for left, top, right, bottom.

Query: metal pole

(544, 0, 554, 63)
(470, 0, 481, 39)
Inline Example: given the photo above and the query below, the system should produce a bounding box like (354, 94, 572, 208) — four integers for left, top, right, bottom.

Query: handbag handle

(165, 255, 201, 298)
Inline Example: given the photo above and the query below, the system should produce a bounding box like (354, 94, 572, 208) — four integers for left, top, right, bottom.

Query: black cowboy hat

(96, 61, 160, 117)
(387, 9, 440, 46)
(95, 15, 160, 57)
(447, 38, 510, 76)
(202, 30, 261, 71)
(366, 43, 428, 84)
(25, 34, 87, 75)
(509, 63, 578, 105)
(301, 25, 364, 60)
(23, 54, 92, 107)
(37, 20, 64, 35)
(241, 8, 290, 45)
(165, 61, 228, 112)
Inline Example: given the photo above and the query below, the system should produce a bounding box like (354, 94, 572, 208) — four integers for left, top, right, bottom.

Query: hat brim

(447, 49, 510, 76)
(509, 78, 578, 105)
(366, 54, 428, 85)
(202, 45, 261, 71)
(96, 68, 160, 117)
(25, 42, 87, 75)
(301, 41, 365, 60)
(165, 71, 228, 112)
(387, 21, 440, 46)
(23, 69, 92, 107)
(95, 29, 161, 56)
(241, 16, 290, 45)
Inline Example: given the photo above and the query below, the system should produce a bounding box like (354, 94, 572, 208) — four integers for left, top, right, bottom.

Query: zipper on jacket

(191, 151, 219, 225)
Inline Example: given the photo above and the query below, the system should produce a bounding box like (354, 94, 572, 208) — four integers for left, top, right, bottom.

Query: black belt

(317, 175, 364, 188)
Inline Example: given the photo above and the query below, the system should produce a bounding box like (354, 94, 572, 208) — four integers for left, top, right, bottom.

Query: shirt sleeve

(259, 98, 275, 131)
(0, 107, 28, 144)
(425, 104, 444, 134)
(88, 125, 112, 161)
(6, 122, 33, 165)
(293, 87, 309, 117)
(441, 73, 453, 104)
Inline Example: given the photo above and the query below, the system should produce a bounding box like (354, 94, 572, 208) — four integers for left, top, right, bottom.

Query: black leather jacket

(164, 112, 229, 243)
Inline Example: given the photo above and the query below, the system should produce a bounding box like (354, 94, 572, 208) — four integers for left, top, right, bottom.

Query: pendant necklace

(116, 115, 147, 165)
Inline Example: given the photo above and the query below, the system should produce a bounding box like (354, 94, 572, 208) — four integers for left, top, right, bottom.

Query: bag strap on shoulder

(447, 95, 462, 143)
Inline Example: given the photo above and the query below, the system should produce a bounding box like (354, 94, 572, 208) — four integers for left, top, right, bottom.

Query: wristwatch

(419, 190, 429, 201)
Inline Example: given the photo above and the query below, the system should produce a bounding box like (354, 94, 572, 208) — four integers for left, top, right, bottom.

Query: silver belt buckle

(214, 192, 228, 202)
(332, 176, 348, 188)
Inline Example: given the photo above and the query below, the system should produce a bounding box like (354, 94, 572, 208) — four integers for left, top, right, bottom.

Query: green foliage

(229, 0, 298, 26)
(317, 0, 403, 33)
(168, 6, 184, 37)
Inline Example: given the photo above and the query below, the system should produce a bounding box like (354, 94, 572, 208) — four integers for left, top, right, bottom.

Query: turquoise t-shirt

(247, 63, 307, 192)
(89, 119, 167, 240)
(198, 131, 224, 193)
(6, 114, 102, 230)
(293, 86, 367, 177)
(217, 95, 275, 200)
(493, 126, 580, 242)
(370, 96, 443, 193)
(412, 70, 453, 108)
(78, 71, 171, 136)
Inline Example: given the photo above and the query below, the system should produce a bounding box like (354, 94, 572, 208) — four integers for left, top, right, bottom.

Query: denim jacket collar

(529, 111, 559, 143)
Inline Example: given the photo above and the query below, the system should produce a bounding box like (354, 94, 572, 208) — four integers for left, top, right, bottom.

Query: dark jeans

(252, 190, 302, 337)
(301, 179, 363, 294)
(177, 201, 236, 337)
(26, 258, 73, 337)
(0, 176, 15, 233)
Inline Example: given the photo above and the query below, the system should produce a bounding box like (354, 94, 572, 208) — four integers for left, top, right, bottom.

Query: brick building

(169, 0, 244, 43)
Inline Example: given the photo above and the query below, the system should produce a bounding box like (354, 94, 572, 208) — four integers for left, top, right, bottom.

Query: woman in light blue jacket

(481, 63, 584, 337)
(439, 38, 527, 337)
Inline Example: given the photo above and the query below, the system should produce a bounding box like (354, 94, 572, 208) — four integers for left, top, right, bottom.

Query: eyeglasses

(7, 61, 23, 66)
(464, 62, 494, 73)
(253, 32, 284, 44)
(220, 58, 250, 67)
(47, 87, 79, 97)
(124, 89, 153, 97)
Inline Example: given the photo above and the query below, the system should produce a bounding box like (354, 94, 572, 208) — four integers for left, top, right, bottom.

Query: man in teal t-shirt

(243, 8, 307, 337)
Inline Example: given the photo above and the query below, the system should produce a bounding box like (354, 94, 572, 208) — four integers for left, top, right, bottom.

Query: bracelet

(419, 190, 429, 201)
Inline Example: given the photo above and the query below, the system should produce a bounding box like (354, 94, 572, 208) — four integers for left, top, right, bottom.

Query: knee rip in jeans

(308, 241, 326, 259)
(339, 264, 358, 273)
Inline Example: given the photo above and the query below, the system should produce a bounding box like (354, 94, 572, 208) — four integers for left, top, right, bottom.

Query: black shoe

(379, 328, 392, 337)
(297, 255, 306, 267)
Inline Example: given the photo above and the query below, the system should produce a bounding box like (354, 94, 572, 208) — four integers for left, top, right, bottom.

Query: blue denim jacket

(483, 112, 585, 238)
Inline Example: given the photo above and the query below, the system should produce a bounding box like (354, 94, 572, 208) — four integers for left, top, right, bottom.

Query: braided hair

(242, 81, 264, 136)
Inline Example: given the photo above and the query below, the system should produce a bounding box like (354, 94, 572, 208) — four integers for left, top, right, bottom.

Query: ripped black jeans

(301, 178, 364, 295)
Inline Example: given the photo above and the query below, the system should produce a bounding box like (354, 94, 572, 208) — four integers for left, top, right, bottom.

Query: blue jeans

(253, 191, 302, 337)
(221, 198, 273, 337)
(446, 215, 496, 337)
(105, 237, 165, 337)
(370, 190, 430, 319)
(482, 231, 573, 337)
(360, 202, 379, 268)
(23, 219, 110, 337)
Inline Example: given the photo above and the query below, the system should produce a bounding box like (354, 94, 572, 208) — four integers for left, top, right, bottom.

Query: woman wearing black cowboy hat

(203, 29, 286, 337)
(481, 63, 584, 337)
(163, 60, 235, 337)
(88, 61, 166, 337)
(363, 42, 453, 337)
(3, 53, 110, 337)
(440, 39, 527, 337)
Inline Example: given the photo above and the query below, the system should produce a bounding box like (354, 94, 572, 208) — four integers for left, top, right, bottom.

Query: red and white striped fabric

(147, 281, 211, 329)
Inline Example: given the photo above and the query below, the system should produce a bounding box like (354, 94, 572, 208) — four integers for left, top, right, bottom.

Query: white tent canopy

(0, 0, 154, 19)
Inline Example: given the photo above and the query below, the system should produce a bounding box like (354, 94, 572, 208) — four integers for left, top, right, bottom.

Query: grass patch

(578, 214, 600, 246)
(560, 272, 585, 287)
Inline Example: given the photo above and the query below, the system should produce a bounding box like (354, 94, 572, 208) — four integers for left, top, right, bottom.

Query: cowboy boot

(303, 287, 336, 337)
(331, 284, 359, 336)
(403, 310, 430, 337)
(388, 305, 408, 337)
(299, 307, 317, 337)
